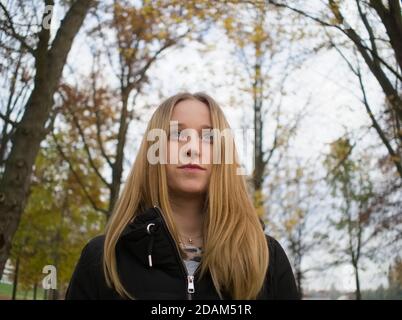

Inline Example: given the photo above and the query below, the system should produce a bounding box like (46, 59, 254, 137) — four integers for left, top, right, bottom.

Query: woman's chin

(177, 185, 207, 195)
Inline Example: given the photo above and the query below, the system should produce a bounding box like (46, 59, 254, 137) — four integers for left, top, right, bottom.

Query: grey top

(179, 242, 202, 276)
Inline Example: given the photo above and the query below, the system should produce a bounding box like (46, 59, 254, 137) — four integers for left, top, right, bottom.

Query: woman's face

(165, 99, 213, 196)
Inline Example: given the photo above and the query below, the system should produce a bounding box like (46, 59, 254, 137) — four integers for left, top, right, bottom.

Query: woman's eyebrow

(176, 122, 213, 129)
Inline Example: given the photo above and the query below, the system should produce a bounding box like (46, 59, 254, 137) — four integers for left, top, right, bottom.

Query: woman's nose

(184, 135, 201, 159)
(186, 145, 200, 158)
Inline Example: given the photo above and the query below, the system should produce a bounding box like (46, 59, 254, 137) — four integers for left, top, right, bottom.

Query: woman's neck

(169, 193, 205, 236)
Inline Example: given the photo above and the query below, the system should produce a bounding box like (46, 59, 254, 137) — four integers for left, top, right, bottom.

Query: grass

(0, 282, 46, 300)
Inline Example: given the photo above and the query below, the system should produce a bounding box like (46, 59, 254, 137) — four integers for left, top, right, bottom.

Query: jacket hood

(116, 206, 187, 278)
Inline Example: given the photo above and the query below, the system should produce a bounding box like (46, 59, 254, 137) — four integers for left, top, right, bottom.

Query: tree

(323, 137, 376, 300)
(268, 0, 402, 180)
(387, 257, 402, 298)
(10, 137, 106, 299)
(264, 158, 321, 298)
(222, 1, 312, 218)
(0, 0, 96, 277)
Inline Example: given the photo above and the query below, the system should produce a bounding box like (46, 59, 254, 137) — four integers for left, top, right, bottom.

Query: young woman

(65, 92, 299, 300)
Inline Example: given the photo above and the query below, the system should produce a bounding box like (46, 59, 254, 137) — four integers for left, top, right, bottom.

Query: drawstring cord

(146, 223, 155, 268)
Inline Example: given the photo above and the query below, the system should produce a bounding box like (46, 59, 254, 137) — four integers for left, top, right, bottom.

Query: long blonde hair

(103, 92, 269, 299)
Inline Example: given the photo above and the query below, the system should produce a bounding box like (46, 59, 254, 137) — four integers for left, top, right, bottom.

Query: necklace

(179, 233, 203, 245)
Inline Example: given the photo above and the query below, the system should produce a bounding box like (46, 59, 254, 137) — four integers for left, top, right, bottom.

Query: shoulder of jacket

(263, 234, 287, 265)
(264, 234, 279, 251)
(78, 234, 105, 268)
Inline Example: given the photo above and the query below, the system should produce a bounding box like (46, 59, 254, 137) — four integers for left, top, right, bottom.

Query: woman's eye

(170, 130, 213, 143)
(169, 130, 185, 141)
(202, 133, 214, 143)
(169, 132, 177, 140)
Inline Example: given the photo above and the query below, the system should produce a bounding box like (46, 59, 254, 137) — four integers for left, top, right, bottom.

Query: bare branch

(66, 101, 112, 189)
(51, 132, 108, 215)
(0, 3, 36, 56)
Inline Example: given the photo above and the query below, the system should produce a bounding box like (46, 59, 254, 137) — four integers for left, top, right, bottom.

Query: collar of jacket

(115, 205, 266, 276)
(116, 206, 187, 278)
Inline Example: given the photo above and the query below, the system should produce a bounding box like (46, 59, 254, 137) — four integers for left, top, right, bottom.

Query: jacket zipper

(153, 205, 198, 300)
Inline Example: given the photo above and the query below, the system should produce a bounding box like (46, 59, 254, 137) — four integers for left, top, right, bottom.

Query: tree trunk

(50, 288, 59, 300)
(370, 0, 402, 71)
(0, 0, 95, 277)
(33, 282, 37, 300)
(11, 256, 19, 300)
(252, 62, 264, 192)
(252, 46, 266, 217)
(354, 263, 361, 300)
(296, 269, 303, 299)
(108, 87, 130, 218)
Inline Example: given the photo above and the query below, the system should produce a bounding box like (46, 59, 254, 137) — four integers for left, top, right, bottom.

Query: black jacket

(65, 206, 300, 300)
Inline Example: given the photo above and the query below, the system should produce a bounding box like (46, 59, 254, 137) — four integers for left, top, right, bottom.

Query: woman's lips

(178, 164, 206, 171)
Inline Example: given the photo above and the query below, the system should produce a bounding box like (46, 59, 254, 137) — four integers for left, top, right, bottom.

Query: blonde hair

(103, 92, 269, 299)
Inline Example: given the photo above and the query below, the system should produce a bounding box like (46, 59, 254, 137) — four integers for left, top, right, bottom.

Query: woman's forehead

(170, 99, 212, 128)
